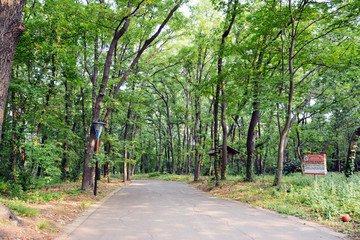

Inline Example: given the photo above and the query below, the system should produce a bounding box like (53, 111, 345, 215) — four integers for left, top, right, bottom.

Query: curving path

(63, 180, 348, 240)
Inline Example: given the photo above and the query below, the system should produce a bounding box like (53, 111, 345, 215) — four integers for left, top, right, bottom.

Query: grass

(133, 173, 192, 182)
(38, 219, 58, 233)
(136, 171, 360, 238)
(0, 178, 128, 239)
(1, 199, 39, 217)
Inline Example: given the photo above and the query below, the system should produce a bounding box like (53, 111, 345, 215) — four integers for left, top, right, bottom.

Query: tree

(0, 0, 26, 141)
(273, 0, 357, 186)
(81, 1, 183, 191)
(345, 127, 360, 177)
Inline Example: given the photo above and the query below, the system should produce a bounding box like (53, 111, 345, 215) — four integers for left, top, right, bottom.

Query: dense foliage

(1, 0, 360, 191)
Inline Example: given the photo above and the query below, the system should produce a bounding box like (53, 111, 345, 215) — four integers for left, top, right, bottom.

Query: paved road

(64, 180, 347, 240)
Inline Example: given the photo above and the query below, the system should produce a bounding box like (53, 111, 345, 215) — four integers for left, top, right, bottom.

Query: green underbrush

(0, 180, 86, 218)
(1, 198, 39, 217)
(133, 173, 192, 182)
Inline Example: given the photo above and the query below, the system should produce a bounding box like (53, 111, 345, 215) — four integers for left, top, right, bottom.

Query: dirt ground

(0, 179, 128, 240)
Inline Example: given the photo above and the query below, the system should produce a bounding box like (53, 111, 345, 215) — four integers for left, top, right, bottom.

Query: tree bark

(61, 79, 71, 181)
(81, 15, 131, 191)
(176, 123, 182, 174)
(193, 88, 200, 181)
(274, 8, 296, 186)
(345, 127, 360, 177)
(82, 4, 181, 188)
(246, 101, 260, 181)
(0, 0, 26, 141)
(123, 102, 132, 182)
(218, 0, 237, 180)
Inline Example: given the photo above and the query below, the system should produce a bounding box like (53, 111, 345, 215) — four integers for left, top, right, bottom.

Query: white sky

(179, 0, 200, 17)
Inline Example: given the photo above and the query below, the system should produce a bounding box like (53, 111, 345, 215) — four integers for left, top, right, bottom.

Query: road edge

(187, 182, 350, 240)
(55, 186, 125, 240)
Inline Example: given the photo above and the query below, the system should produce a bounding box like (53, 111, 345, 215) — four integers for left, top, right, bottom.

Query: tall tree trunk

(82, 17, 131, 191)
(246, 100, 260, 181)
(166, 104, 176, 174)
(61, 79, 71, 181)
(345, 127, 360, 177)
(157, 115, 162, 172)
(296, 124, 304, 174)
(176, 123, 182, 174)
(186, 125, 190, 174)
(274, 17, 295, 186)
(213, 86, 220, 186)
(182, 77, 190, 174)
(218, 0, 237, 181)
(154, 128, 159, 171)
(104, 114, 113, 183)
(0, 0, 26, 141)
(123, 103, 132, 182)
(10, 91, 19, 182)
(193, 90, 200, 181)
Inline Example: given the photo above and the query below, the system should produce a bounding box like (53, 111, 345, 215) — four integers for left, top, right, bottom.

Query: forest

(1, 0, 360, 194)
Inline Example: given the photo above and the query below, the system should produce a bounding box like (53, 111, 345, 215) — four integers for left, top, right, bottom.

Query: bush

(288, 172, 360, 220)
(148, 172, 161, 177)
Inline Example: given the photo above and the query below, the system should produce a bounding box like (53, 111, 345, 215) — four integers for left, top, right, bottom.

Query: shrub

(148, 172, 161, 177)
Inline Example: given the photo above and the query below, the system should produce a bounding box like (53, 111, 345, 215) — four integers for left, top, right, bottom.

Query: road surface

(63, 180, 347, 240)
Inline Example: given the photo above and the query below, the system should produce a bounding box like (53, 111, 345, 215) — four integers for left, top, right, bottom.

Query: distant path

(64, 180, 347, 240)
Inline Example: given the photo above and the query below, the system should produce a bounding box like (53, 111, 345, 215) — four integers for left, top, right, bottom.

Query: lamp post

(93, 121, 106, 196)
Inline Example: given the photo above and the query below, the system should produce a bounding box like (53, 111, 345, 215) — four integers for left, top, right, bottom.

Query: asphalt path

(63, 180, 348, 240)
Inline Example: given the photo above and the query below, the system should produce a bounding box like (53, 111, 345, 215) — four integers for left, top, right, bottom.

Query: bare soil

(0, 178, 128, 240)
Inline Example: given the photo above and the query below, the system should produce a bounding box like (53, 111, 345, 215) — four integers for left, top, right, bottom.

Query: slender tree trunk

(217, 0, 237, 180)
(274, 5, 296, 186)
(11, 97, 18, 182)
(345, 127, 360, 177)
(296, 124, 304, 174)
(186, 125, 190, 174)
(82, 17, 131, 191)
(157, 116, 162, 172)
(166, 104, 176, 174)
(176, 123, 182, 174)
(123, 103, 132, 182)
(246, 101, 260, 181)
(194, 91, 200, 181)
(104, 114, 113, 183)
(61, 79, 71, 181)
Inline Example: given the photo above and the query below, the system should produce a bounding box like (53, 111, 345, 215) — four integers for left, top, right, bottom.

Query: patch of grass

(132, 173, 192, 182)
(63, 188, 83, 196)
(38, 220, 49, 230)
(80, 200, 88, 210)
(24, 190, 64, 203)
(6, 202, 39, 217)
(38, 219, 58, 232)
(148, 172, 161, 177)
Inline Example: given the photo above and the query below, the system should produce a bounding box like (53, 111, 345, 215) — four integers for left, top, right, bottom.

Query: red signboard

(304, 154, 327, 175)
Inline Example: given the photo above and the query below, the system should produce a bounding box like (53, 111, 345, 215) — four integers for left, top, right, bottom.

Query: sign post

(93, 122, 106, 196)
(304, 154, 327, 182)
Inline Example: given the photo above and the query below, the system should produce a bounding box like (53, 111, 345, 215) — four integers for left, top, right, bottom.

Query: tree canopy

(1, 0, 360, 191)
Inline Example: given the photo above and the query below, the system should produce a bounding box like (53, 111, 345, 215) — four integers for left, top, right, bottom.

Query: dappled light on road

(66, 180, 345, 240)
